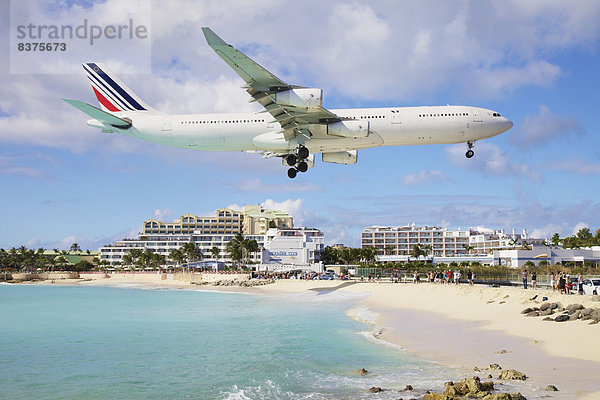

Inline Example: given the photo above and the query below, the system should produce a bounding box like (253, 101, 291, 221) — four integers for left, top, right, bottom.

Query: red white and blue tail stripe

(83, 63, 153, 113)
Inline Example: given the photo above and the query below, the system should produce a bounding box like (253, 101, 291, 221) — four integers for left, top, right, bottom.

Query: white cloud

(261, 198, 308, 226)
(531, 224, 565, 240)
(403, 170, 449, 186)
(545, 159, 600, 175)
(152, 208, 173, 221)
(59, 235, 78, 248)
(511, 105, 584, 148)
(572, 222, 589, 236)
(446, 142, 541, 181)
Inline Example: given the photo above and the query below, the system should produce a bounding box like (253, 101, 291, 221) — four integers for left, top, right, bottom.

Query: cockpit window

(492, 112, 501, 117)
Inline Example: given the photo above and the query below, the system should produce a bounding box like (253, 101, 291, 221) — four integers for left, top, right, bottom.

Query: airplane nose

(501, 117, 513, 133)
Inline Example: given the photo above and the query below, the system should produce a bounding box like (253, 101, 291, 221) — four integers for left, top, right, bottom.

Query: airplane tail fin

(82, 63, 155, 113)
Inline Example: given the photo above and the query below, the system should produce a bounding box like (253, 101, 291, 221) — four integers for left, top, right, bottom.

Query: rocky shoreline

(358, 363, 557, 399)
(190, 278, 275, 287)
(521, 300, 600, 324)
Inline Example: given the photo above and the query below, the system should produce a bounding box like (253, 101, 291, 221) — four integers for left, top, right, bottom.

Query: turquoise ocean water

(0, 284, 458, 399)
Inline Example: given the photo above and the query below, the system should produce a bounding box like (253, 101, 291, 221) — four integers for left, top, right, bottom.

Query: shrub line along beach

(15, 273, 600, 399)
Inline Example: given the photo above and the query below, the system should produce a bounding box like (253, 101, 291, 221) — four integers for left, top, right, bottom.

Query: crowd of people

(521, 269, 584, 294)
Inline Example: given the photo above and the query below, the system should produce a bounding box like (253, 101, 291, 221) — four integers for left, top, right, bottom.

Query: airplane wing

(202, 27, 340, 141)
(63, 99, 132, 129)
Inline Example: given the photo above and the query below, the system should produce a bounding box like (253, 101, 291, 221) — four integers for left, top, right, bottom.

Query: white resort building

(98, 205, 323, 270)
(361, 225, 543, 258)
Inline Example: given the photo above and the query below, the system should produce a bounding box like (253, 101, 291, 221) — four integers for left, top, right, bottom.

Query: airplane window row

(418, 113, 469, 117)
(359, 115, 385, 119)
(181, 119, 265, 124)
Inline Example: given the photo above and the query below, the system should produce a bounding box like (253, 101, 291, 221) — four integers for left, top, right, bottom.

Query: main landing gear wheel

(297, 146, 309, 160)
(297, 161, 308, 173)
(465, 140, 475, 158)
(287, 168, 297, 179)
(285, 154, 297, 166)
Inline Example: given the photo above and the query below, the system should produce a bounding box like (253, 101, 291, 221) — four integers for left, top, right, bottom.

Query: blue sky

(1, 0, 600, 250)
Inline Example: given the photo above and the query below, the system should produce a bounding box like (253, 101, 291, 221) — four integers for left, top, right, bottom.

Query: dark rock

(497, 369, 527, 381)
(566, 304, 584, 314)
(486, 374, 493, 379)
(482, 394, 511, 400)
(554, 314, 570, 322)
(510, 393, 527, 400)
(369, 386, 383, 393)
(520, 308, 532, 314)
(569, 313, 579, 321)
(358, 368, 368, 375)
(444, 376, 493, 396)
(473, 366, 480, 371)
(550, 302, 560, 309)
(542, 317, 554, 321)
(545, 385, 559, 391)
(403, 384, 413, 391)
(486, 363, 502, 370)
(539, 302, 551, 311)
(525, 311, 540, 317)
(540, 308, 554, 316)
(422, 393, 451, 400)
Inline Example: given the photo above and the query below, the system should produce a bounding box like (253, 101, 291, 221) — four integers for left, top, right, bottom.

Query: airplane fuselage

(96, 105, 512, 154)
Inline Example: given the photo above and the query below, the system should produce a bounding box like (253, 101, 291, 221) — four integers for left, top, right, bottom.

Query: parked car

(581, 278, 600, 295)
(569, 277, 580, 292)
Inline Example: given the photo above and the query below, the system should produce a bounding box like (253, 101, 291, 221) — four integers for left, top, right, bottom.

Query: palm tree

(210, 246, 220, 261)
(127, 249, 143, 270)
(226, 233, 245, 268)
(463, 244, 474, 255)
(182, 242, 203, 269)
(410, 244, 426, 261)
(383, 245, 395, 256)
(169, 248, 185, 271)
(551, 233, 560, 248)
(122, 253, 133, 268)
(422, 244, 432, 258)
(361, 247, 378, 265)
(243, 239, 259, 264)
(70, 242, 81, 253)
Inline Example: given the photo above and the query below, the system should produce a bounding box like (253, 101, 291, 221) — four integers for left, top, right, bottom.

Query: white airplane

(64, 27, 513, 178)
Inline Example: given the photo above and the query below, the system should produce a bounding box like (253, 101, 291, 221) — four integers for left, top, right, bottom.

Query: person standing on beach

(522, 269, 528, 289)
(558, 272, 565, 294)
(550, 273, 556, 291)
(467, 269, 473, 286)
(531, 271, 537, 290)
(578, 273, 584, 294)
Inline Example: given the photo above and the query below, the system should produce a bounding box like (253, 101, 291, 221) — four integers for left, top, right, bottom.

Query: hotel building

(361, 225, 543, 258)
(98, 205, 322, 269)
(141, 205, 293, 236)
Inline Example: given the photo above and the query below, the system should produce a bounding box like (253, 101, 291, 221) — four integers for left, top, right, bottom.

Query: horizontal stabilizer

(63, 99, 132, 129)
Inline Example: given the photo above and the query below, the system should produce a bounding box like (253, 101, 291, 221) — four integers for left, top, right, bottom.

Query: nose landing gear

(285, 145, 310, 178)
(465, 141, 475, 158)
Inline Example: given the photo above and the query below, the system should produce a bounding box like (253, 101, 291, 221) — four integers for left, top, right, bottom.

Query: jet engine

(275, 88, 322, 109)
(327, 120, 369, 138)
(322, 150, 357, 164)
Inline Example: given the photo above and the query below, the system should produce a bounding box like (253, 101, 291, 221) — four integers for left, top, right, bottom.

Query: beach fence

(352, 269, 600, 288)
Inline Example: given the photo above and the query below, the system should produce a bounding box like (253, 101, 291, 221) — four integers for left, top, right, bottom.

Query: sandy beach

(23, 273, 600, 399)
